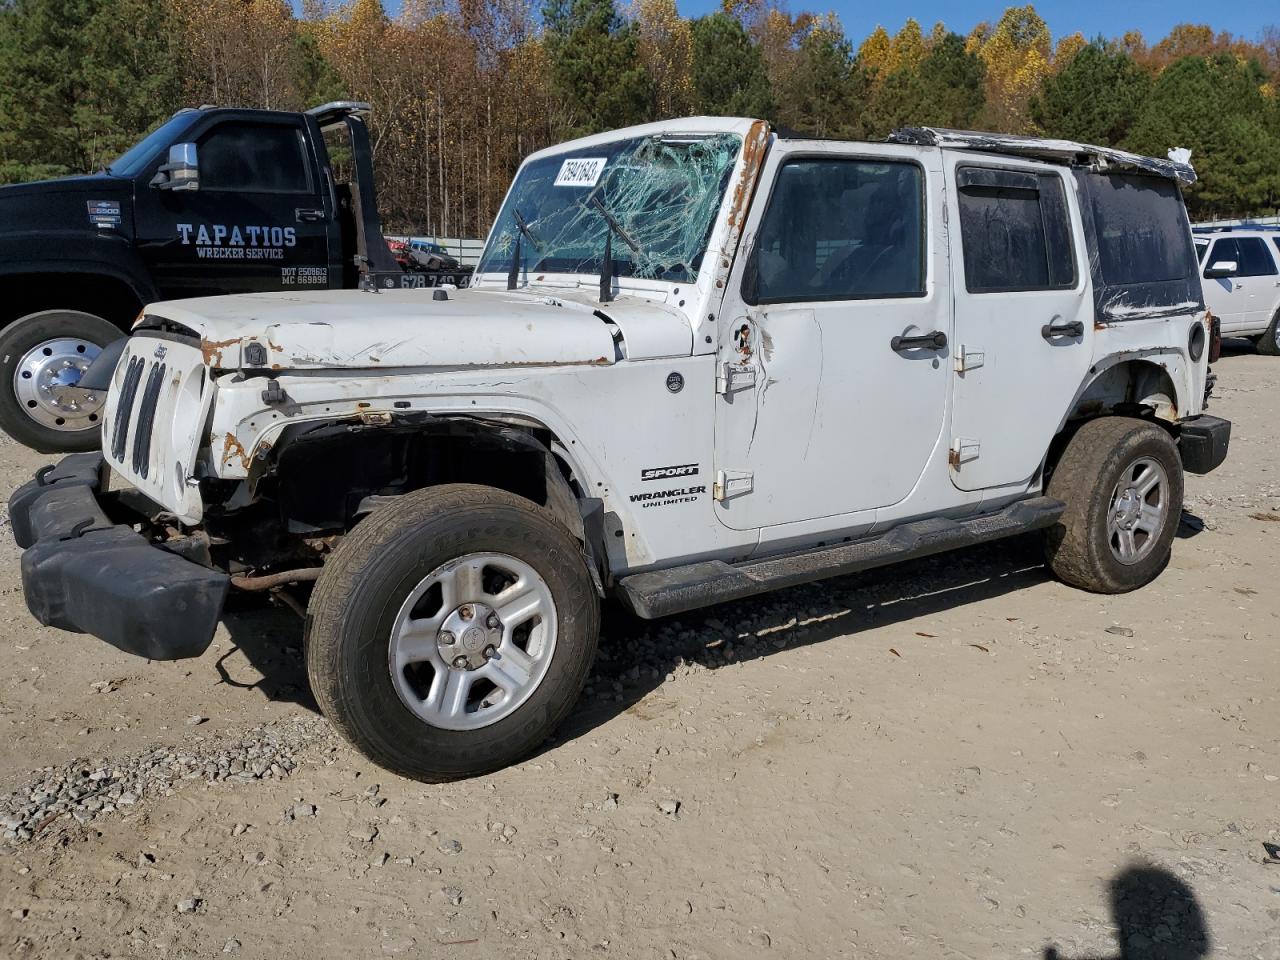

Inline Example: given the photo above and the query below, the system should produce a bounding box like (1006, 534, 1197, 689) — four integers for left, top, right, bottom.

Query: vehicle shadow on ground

(551, 532, 1057, 746)
(1218, 337, 1258, 357)
(214, 515, 1202, 750)
(1042, 863, 1209, 960)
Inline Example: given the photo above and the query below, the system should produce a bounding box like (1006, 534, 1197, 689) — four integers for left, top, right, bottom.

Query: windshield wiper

(584, 195, 641, 303)
(507, 208, 541, 291)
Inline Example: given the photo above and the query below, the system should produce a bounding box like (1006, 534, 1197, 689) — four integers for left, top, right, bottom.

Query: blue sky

(349, 0, 1277, 44)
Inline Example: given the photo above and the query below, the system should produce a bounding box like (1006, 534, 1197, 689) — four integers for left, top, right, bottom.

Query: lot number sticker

(554, 157, 607, 187)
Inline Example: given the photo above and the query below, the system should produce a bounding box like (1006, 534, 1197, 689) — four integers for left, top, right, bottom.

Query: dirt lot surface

(2, 345, 1278, 960)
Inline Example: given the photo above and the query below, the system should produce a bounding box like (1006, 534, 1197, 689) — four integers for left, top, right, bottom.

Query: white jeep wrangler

(9, 118, 1231, 781)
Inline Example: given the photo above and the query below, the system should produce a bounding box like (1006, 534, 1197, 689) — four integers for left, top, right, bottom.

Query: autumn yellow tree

(972, 5, 1052, 133)
(633, 0, 694, 118)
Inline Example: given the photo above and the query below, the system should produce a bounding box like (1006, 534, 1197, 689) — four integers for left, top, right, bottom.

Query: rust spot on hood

(201, 337, 240, 367)
(221, 432, 249, 470)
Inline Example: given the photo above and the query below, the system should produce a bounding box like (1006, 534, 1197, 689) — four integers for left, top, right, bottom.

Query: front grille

(131, 362, 166, 478)
(110, 356, 145, 463)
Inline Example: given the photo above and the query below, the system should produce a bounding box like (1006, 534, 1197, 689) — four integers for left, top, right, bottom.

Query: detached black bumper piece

(1179, 415, 1231, 475)
(8, 454, 229, 660)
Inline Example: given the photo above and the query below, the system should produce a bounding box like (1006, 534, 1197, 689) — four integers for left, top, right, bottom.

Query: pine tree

(1030, 41, 1149, 145)
(541, 0, 653, 135)
(866, 32, 985, 136)
(0, 0, 180, 182)
(1127, 54, 1280, 217)
(777, 19, 868, 139)
(689, 12, 773, 118)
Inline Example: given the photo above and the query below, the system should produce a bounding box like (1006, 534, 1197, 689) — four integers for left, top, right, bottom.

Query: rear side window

(1088, 174, 1195, 285)
(746, 157, 925, 304)
(957, 167, 1075, 293)
(198, 124, 312, 193)
(1075, 170, 1202, 321)
(1235, 237, 1278, 277)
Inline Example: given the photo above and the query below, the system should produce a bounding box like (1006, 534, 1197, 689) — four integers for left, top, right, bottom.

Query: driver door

(713, 140, 951, 532)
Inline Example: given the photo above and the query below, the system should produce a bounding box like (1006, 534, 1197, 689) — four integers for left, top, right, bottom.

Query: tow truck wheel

(1256, 309, 1280, 357)
(0, 310, 123, 453)
(1043, 417, 1184, 593)
(305, 483, 600, 782)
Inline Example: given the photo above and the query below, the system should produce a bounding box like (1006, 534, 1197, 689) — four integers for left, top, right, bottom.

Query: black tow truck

(0, 101, 471, 453)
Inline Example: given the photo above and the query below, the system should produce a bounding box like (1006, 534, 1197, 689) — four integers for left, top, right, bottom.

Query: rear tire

(305, 484, 600, 782)
(1043, 417, 1183, 593)
(1256, 309, 1280, 356)
(0, 310, 123, 452)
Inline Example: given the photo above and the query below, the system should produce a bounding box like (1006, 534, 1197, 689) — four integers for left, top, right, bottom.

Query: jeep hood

(145, 288, 692, 370)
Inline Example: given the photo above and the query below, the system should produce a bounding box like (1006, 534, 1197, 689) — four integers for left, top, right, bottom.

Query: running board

(616, 496, 1065, 619)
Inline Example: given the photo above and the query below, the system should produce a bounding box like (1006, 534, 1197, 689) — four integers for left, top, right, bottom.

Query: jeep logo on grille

(153, 344, 168, 360)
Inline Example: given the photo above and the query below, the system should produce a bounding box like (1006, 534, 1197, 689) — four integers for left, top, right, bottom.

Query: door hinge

(955, 345, 985, 374)
(716, 362, 757, 394)
(713, 470, 754, 501)
(949, 438, 980, 469)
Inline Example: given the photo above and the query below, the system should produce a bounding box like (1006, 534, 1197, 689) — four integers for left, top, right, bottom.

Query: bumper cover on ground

(8, 454, 229, 660)
(1178, 415, 1231, 475)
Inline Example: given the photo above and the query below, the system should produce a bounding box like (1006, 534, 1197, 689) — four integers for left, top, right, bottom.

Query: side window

(957, 167, 1075, 293)
(1195, 240, 1209, 263)
(1235, 237, 1278, 277)
(197, 123, 312, 193)
(747, 157, 924, 304)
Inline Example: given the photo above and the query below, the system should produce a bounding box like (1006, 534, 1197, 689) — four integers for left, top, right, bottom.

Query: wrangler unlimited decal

(629, 485, 706, 508)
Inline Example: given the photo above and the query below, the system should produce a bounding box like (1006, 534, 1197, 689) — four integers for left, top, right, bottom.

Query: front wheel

(1043, 417, 1184, 593)
(305, 484, 600, 782)
(0, 310, 123, 452)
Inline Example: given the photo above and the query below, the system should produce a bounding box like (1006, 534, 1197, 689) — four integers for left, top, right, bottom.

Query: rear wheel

(1256, 309, 1280, 356)
(0, 310, 123, 452)
(305, 484, 600, 781)
(1044, 417, 1184, 593)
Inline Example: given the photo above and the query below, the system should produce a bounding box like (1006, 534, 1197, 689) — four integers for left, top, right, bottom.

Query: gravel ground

(0, 344, 1278, 959)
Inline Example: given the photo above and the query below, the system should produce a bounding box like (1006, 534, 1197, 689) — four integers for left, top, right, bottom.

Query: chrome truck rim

(1107, 456, 1168, 565)
(13, 337, 104, 431)
(388, 552, 558, 731)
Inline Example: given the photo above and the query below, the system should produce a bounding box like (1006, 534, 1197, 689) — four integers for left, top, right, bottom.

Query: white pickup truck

(9, 118, 1230, 781)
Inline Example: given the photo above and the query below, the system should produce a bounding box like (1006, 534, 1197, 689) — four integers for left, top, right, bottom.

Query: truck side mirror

(1204, 260, 1238, 279)
(150, 142, 199, 191)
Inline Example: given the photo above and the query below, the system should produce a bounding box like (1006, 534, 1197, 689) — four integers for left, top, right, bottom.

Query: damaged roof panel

(889, 127, 1197, 185)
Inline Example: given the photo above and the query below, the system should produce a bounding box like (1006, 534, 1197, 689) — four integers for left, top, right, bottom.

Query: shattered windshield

(477, 133, 741, 284)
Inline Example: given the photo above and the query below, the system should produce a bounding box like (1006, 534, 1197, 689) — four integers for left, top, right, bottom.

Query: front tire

(0, 310, 123, 452)
(1043, 417, 1184, 593)
(1257, 309, 1280, 356)
(305, 484, 600, 782)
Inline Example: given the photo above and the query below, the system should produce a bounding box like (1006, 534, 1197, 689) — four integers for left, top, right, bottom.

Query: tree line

(0, 0, 1277, 236)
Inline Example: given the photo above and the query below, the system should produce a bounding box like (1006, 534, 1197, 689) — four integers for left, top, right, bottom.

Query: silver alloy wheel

(13, 337, 104, 431)
(1107, 456, 1168, 565)
(388, 552, 557, 731)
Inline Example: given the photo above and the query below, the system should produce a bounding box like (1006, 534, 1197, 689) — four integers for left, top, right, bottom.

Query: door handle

(295, 207, 326, 222)
(890, 330, 947, 352)
(1041, 319, 1084, 340)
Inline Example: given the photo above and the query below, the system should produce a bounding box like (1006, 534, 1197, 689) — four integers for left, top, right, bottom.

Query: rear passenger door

(1234, 237, 1280, 332)
(946, 155, 1093, 492)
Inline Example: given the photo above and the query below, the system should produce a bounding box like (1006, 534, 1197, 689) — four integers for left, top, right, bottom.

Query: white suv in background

(1193, 227, 1280, 353)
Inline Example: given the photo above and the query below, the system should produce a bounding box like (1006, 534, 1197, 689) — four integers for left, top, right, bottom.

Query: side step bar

(616, 496, 1065, 619)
